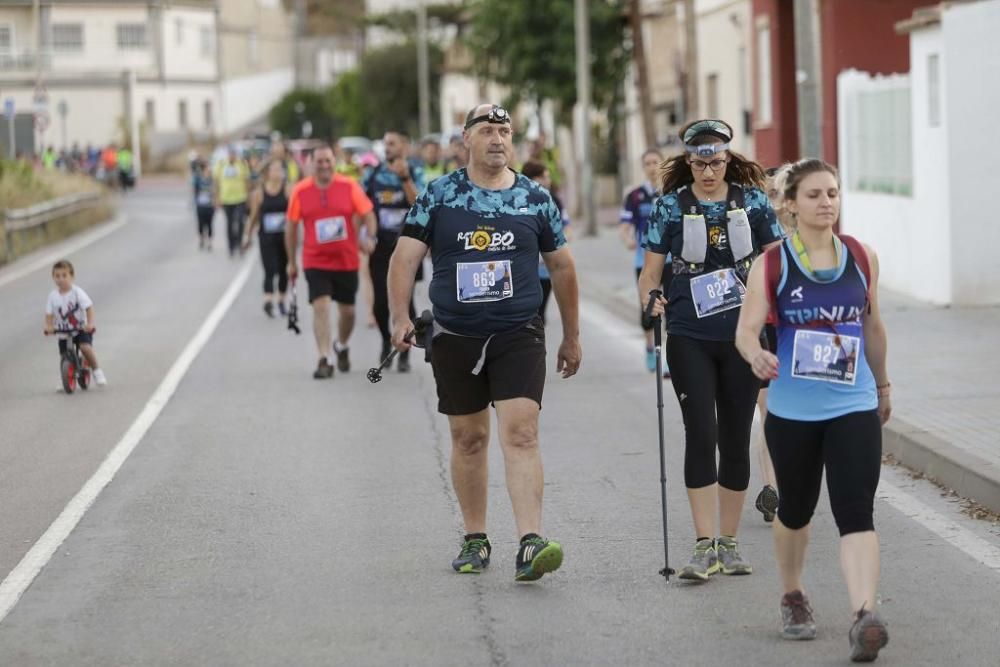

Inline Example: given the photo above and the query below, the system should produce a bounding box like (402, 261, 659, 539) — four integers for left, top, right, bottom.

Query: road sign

(3, 98, 13, 120)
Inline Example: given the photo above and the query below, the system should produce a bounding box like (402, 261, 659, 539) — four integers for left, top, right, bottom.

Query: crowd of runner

(118, 107, 891, 663)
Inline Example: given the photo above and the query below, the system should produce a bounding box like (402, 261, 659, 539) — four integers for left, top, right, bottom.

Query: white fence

(838, 70, 912, 197)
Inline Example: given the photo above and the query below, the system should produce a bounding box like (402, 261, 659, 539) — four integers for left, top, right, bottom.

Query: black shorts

(636, 265, 673, 331)
(431, 318, 546, 415)
(304, 269, 358, 305)
(57, 331, 93, 354)
(760, 323, 778, 388)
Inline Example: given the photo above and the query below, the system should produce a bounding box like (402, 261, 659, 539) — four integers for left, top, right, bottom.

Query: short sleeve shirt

(46, 285, 93, 330)
(214, 160, 250, 205)
(644, 185, 782, 341)
(362, 161, 426, 238)
(620, 182, 667, 269)
(287, 175, 374, 272)
(401, 169, 567, 336)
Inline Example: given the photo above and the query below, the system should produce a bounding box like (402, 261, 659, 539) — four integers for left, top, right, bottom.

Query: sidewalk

(573, 209, 1000, 513)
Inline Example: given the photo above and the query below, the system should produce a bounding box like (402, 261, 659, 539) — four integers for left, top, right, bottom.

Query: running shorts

(431, 317, 546, 415)
(304, 269, 358, 305)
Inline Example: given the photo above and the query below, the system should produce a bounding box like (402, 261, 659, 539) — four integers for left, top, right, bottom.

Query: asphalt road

(0, 180, 998, 666)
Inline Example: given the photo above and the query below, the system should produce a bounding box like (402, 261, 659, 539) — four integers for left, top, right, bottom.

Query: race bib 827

(791, 329, 860, 385)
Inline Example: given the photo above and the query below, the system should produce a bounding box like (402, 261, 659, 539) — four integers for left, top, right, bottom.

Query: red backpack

(764, 235, 872, 324)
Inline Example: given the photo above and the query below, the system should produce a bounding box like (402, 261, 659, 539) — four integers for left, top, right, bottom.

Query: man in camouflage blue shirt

(388, 104, 581, 582)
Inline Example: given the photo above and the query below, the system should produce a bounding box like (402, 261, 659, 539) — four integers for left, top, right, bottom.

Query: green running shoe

(452, 535, 491, 574)
(678, 538, 720, 581)
(716, 536, 753, 575)
(514, 535, 563, 582)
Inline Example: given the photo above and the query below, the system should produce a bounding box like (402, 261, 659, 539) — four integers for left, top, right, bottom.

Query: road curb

(882, 417, 1000, 514)
(579, 273, 1000, 515)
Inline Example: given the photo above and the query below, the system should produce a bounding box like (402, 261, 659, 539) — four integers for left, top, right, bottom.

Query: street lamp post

(574, 0, 597, 236)
(57, 99, 68, 150)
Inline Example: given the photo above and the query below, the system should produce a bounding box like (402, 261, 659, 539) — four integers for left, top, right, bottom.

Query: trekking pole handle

(643, 289, 663, 329)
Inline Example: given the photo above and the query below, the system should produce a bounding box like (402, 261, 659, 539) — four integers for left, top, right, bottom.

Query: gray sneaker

(678, 538, 720, 581)
(716, 536, 753, 575)
(849, 609, 888, 662)
(780, 590, 817, 640)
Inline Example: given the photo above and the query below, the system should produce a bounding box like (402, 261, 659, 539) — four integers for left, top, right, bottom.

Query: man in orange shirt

(286, 144, 377, 379)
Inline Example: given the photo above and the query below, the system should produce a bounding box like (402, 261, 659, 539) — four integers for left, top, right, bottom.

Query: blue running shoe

(645, 347, 657, 372)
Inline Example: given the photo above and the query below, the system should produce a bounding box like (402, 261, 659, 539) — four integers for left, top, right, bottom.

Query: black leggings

(666, 335, 760, 490)
(259, 232, 288, 295)
(369, 240, 415, 347)
(197, 206, 214, 237)
(764, 410, 882, 536)
(223, 203, 246, 253)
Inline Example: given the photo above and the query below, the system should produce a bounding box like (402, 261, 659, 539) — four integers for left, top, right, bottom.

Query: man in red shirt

(286, 144, 376, 379)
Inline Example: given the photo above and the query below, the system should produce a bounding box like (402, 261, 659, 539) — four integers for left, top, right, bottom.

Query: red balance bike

(46, 327, 93, 394)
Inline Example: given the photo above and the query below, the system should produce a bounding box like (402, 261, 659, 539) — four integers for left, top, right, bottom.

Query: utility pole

(793, 0, 823, 158)
(629, 0, 656, 148)
(575, 0, 597, 237)
(416, 1, 431, 138)
(682, 0, 698, 121)
(294, 0, 306, 88)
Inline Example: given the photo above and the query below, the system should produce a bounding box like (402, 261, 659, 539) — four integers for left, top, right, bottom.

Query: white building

(0, 0, 294, 166)
(838, 0, 1000, 305)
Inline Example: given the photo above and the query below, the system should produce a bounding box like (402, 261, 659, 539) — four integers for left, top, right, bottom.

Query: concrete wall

(47, 6, 155, 75)
(219, 66, 293, 135)
(162, 6, 218, 80)
(839, 0, 1000, 306)
(942, 0, 1000, 303)
(1, 80, 126, 150)
(695, 0, 754, 155)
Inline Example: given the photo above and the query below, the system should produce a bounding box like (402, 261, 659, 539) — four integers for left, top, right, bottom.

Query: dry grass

(1, 161, 114, 264)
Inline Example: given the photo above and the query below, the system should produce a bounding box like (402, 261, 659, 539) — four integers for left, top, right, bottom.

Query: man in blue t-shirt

(363, 130, 425, 371)
(388, 104, 581, 583)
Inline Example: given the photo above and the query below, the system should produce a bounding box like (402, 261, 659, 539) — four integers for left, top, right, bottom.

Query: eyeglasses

(689, 158, 728, 172)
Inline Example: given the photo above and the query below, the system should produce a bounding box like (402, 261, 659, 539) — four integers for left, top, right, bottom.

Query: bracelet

(877, 381, 891, 397)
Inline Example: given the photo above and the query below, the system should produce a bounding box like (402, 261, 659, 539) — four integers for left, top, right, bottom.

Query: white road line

(581, 294, 1000, 571)
(0, 214, 128, 290)
(0, 257, 254, 624)
(877, 479, 1000, 571)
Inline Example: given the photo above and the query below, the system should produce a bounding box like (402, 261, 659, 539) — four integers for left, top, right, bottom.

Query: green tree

(325, 70, 367, 137)
(358, 41, 443, 137)
(465, 1, 629, 121)
(268, 89, 333, 140)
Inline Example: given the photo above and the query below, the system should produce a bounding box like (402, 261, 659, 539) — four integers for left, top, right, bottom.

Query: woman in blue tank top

(735, 159, 892, 662)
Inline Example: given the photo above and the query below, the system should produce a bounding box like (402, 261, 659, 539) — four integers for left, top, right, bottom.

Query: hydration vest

(675, 183, 755, 277)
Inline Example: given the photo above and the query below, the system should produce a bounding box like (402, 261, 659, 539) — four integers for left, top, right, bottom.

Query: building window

(175, 18, 183, 45)
(179, 100, 188, 129)
(248, 32, 259, 65)
(145, 99, 156, 130)
(756, 21, 773, 126)
(927, 53, 941, 128)
(51, 23, 84, 52)
(117, 23, 149, 50)
(706, 73, 719, 118)
(200, 26, 213, 57)
(204, 100, 213, 130)
(0, 24, 13, 53)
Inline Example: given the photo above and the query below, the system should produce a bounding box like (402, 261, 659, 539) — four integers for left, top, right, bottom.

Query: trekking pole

(644, 289, 675, 581)
(287, 277, 301, 335)
(367, 310, 433, 384)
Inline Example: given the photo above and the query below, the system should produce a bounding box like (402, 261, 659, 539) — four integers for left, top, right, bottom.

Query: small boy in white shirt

(44, 259, 107, 386)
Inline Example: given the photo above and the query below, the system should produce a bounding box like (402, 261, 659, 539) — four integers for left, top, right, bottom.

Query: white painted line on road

(877, 479, 1000, 572)
(0, 256, 255, 624)
(0, 214, 128, 290)
(583, 295, 1000, 571)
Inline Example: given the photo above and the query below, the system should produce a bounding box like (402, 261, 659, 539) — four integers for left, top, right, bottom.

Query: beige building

(0, 0, 294, 166)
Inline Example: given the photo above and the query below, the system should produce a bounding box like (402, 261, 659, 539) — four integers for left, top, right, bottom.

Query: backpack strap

(838, 234, 872, 312)
(726, 182, 745, 211)
(764, 241, 784, 324)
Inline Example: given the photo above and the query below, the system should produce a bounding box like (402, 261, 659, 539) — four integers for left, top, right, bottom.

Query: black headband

(465, 105, 511, 130)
